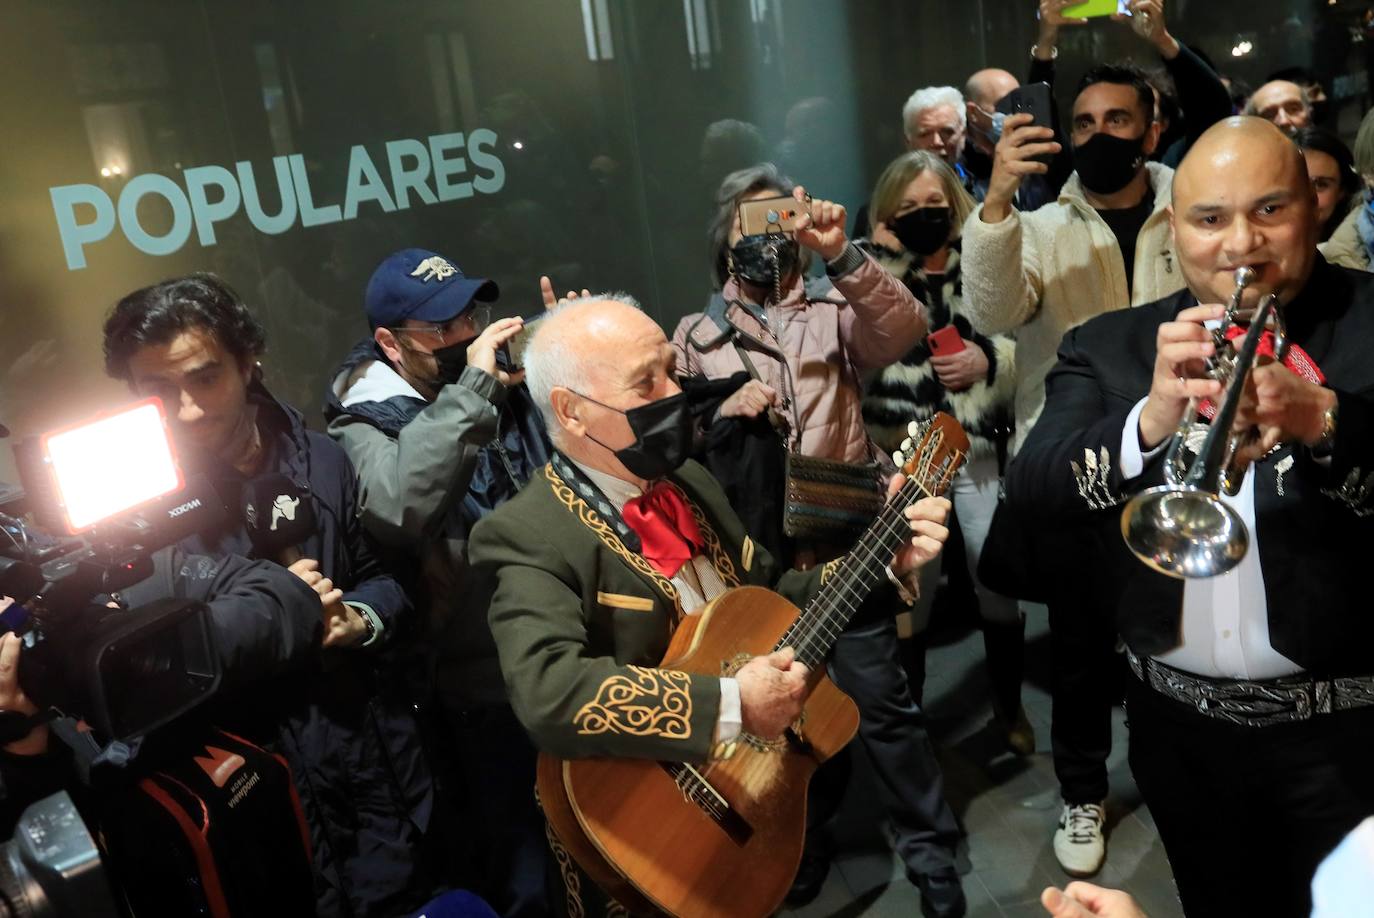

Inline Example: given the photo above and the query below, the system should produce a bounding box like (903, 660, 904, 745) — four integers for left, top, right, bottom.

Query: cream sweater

(961, 164, 1185, 451)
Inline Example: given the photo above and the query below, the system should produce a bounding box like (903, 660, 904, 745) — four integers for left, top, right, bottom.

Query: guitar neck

(779, 475, 929, 670)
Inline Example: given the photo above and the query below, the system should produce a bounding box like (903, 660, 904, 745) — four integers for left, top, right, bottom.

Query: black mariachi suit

(1006, 258, 1374, 917)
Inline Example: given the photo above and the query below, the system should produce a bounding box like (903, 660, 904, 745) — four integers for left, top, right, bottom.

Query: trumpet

(1120, 267, 1286, 579)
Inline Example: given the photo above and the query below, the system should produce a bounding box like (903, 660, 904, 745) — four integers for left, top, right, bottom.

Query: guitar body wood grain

(538, 585, 860, 917)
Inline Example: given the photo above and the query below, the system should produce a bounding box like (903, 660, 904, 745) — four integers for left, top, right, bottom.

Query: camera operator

(324, 248, 555, 918)
(0, 548, 322, 828)
(101, 274, 438, 918)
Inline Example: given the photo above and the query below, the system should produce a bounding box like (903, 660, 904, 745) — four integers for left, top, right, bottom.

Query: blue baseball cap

(365, 248, 499, 330)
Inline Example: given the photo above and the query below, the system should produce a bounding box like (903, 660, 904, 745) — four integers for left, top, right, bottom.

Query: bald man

(468, 296, 954, 914)
(1006, 117, 1374, 917)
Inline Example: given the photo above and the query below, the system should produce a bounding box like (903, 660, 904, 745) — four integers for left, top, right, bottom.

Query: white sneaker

(1053, 802, 1106, 877)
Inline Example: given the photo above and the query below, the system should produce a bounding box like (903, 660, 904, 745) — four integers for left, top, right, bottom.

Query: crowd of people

(4, 1, 1374, 917)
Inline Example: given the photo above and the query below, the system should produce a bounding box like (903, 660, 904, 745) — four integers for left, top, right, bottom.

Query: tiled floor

(782, 603, 1184, 918)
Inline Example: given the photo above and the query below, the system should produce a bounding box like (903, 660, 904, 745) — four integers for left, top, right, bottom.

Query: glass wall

(0, 0, 1362, 482)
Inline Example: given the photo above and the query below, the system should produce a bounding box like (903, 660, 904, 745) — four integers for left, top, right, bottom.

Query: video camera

(0, 399, 223, 745)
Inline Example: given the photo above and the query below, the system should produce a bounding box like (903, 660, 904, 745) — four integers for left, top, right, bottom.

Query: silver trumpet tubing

(1120, 267, 1286, 579)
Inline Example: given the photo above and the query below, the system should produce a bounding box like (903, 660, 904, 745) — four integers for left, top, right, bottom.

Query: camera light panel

(42, 399, 182, 532)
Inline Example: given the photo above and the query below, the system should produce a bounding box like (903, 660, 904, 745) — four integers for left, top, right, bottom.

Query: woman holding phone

(858, 150, 1031, 757)
(672, 164, 968, 917)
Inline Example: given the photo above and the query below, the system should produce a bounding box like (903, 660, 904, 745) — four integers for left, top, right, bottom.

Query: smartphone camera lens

(765, 209, 780, 224)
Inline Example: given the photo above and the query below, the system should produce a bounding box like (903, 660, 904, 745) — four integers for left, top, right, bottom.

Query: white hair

(522, 292, 643, 445)
(902, 85, 967, 139)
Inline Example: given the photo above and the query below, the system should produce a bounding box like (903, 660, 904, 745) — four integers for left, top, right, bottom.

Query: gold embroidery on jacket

(544, 464, 681, 608)
(596, 591, 656, 612)
(574, 666, 693, 740)
(543, 819, 585, 918)
(820, 558, 843, 584)
(669, 481, 743, 589)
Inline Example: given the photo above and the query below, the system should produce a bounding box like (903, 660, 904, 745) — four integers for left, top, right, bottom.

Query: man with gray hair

(471, 295, 954, 916)
(903, 85, 968, 170)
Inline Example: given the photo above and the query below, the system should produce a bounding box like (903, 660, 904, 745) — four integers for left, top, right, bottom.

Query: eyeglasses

(393, 305, 491, 346)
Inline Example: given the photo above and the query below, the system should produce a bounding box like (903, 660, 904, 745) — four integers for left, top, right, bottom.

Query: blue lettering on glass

(118, 173, 194, 257)
(49, 184, 115, 270)
(238, 156, 297, 235)
(49, 130, 507, 270)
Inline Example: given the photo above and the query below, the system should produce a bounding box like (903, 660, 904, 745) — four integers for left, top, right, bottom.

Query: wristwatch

(1030, 43, 1059, 61)
(1311, 401, 1338, 459)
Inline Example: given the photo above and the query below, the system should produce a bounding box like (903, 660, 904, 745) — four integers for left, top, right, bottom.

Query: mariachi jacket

(469, 457, 896, 763)
(1006, 258, 1374, 675)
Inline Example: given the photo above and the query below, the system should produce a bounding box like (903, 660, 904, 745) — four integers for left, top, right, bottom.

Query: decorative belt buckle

(1293, 687, 1311, 720)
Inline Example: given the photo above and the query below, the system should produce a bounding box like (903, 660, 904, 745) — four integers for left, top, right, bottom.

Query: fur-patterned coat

(859, 240, 1015, 462)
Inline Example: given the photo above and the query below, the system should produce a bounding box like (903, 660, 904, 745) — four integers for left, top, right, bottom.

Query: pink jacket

(671, 246, 927, 464)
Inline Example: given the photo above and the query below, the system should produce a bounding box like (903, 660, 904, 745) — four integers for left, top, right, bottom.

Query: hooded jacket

(176, 380, 434, 918)
(324, 339, 551, 711)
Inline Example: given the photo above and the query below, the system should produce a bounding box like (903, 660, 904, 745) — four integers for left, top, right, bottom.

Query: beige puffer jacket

(671, 244, 927, 465)
(961, 164, 1185, 451)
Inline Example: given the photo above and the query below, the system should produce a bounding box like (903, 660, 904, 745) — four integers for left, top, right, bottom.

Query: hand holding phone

(927, 325, 966, 357)
(995, 83, 1056, 166)
(739, 195, 811, 237)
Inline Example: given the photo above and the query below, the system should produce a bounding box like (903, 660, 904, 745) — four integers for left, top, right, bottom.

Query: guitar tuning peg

(900, 437, 913, 452)
(907, 421, 920, 438)
(891, 450, 903, 466)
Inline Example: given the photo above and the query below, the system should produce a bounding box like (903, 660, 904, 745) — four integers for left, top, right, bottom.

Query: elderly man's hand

(791, 185, 849, 262)
(736, 648, 809, 740)
(1041, 883, 1150, 918)
(886, 474, 951, 580)
(0, 603, 47, 757)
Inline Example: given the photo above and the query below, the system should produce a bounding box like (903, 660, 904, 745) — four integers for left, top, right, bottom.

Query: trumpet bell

(1120, 486, 1249, 579)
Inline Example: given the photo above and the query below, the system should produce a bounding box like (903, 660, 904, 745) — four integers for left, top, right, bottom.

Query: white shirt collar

(570, 458, 645, 511)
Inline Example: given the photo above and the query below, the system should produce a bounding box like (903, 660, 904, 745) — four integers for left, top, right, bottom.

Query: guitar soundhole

(720, 653, 807, 753)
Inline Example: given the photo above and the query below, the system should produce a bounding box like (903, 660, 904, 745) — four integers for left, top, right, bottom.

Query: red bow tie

(1199, 327, 1324, 420)
(622, 483, 704, 578)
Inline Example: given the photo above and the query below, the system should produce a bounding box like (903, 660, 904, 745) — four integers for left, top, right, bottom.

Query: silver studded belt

(1126, 649, 1374, 727)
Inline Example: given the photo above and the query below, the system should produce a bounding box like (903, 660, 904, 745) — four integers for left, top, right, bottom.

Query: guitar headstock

(888, 412, 970, 498)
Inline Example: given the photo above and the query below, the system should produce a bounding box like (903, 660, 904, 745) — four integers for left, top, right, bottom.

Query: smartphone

(739, 194, 811, 237)
(501, 316, 543, 370)
(927, 326, 966, 356)
(996, 82, 1056, 165)
(1061, 0, 1130, 18)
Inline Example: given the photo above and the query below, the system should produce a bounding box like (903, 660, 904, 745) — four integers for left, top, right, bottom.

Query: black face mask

(1073, 131, 1147, 195)
(576, 390, 693, 480)
(886, 207, 953, 256)
(729, 234, 800, 287)
(431, 337, 475, 388)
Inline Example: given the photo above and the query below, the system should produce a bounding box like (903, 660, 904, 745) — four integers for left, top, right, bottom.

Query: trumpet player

(1006, 116, 1374, 918)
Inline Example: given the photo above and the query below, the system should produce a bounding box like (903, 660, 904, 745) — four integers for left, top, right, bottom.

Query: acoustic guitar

(537, 413, 969, 917)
